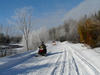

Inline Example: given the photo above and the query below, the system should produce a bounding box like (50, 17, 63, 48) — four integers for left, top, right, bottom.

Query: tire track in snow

(59, 49, 67, 75)
(68, 45, 100, 75)
(67, 49, 80, 75)
(75, 52, 100, 75)
(50, 45, 66, 75)
(51, 54, 62, 75)
(73, 45, 100, 74)
(72, 56, 80, 75)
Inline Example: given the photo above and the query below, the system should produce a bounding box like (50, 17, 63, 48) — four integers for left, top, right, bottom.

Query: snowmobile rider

(38, 41, 47, 56)
(41, 41, 47, 55)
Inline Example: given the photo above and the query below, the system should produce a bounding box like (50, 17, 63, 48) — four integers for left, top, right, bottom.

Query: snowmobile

(34, 46, 46, 57)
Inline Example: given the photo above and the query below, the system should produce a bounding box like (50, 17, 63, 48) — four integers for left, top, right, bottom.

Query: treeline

(49, 11, 100, 48)
(0, 33, 22, 45)
(49, 19, 79, 43)
(78, 11, 100, 48)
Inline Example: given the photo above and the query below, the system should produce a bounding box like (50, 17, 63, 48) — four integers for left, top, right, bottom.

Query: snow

(0, 41, 100, 75)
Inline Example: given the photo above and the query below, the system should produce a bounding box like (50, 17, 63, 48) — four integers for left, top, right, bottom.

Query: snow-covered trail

(0, 42, 100, 75)
(66, 44, 100, 75)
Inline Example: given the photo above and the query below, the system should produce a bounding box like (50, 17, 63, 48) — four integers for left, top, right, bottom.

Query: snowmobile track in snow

(59, 50, 67, 75)
(51, 53, 62, 75)
(67, 49, 80, 75)
(75, 51, 100, 75)
(51, 49, 67, 75)
(68, 45, 100, 75)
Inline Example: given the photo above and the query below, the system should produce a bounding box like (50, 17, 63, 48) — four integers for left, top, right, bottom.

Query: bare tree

(10, 7, 33, 51)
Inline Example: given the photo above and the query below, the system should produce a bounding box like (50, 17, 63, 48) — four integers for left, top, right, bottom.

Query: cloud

(63, 0, 100, 21)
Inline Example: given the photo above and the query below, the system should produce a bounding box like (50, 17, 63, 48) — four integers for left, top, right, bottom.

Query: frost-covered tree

(63, 19, 79, 42)
(23, 27, 49, 50)
(55, 26, 66, 41)
(9, 7, 33, 51)
(49, 28, 56, 41)
(38, 27, 49, 42)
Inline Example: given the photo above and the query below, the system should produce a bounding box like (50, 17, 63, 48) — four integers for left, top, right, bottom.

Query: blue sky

(0, 0, 83, 28)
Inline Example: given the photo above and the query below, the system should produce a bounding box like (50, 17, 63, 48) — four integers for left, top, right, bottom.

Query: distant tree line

(49, 19, 79, 43)
(49, 11, 100, 48)
(0, 33, 22, 45)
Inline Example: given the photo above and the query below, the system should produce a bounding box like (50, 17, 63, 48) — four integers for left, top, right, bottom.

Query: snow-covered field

(0, 42, 100, 75)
